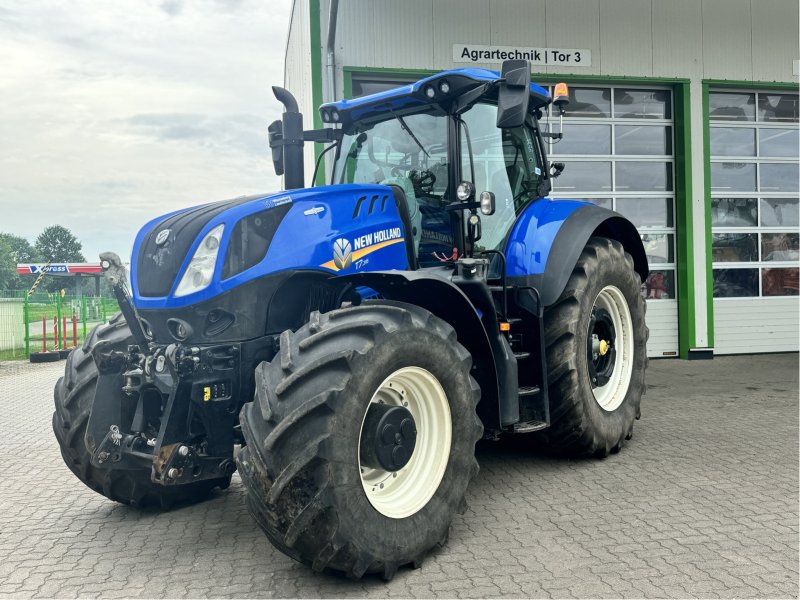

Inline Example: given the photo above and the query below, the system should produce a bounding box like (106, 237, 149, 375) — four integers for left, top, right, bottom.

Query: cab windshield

(333, 103, 543, 256)
(333, 108, 450, 206)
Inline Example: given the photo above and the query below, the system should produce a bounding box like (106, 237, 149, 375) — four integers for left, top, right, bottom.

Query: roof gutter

(325, 0, 340, 103)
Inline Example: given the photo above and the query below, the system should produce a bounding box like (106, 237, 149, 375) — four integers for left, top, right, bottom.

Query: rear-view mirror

(496, 59, 531, 128)
(268, 120, 284, 176)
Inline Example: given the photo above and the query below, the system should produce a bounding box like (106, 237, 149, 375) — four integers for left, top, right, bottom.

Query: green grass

(0, 348, 29, 361)
(1, 321, 107, 361)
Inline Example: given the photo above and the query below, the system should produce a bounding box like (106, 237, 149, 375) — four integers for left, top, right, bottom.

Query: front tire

(52, 314, 231, 508)
(539, 237, 648, 457)
(237, 301, 482, 579)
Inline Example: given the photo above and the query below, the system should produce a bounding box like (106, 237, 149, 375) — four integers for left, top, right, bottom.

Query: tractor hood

(131, 184, 410, 310)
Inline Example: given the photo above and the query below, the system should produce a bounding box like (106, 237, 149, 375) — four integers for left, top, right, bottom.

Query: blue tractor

(53, 60, 648, 579)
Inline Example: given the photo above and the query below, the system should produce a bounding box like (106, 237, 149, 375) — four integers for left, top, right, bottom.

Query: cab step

(519, 385, 540, 396)
(513, 419, 548, 433)
(514, 351, 530, 360)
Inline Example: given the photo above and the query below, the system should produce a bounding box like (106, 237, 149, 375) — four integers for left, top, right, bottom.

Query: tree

(35, 225, 86, 293)
(0, 233, 38, 264)
(0, 237, 15, 292)
(35, 225, 86, 263)
(0, 233, 41, 292)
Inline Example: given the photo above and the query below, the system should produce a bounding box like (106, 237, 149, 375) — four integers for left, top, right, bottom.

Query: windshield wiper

(392, 111, 429, 158)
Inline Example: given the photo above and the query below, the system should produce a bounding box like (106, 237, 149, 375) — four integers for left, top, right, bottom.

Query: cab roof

(319, 68, 551, 129)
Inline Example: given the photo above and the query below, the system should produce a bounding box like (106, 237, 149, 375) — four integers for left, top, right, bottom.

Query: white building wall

(284, 0, 317, 182)
(332, 0, 798, 84)
(751, 0, 800, 82)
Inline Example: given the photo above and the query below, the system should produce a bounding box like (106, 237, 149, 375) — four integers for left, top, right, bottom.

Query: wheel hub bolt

(167, 467, 180, 479)
(178, 445, 189, 457)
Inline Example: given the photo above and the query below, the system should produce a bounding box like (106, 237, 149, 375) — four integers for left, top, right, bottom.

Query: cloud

(125, 112, 267, 155)
(160, 0, 183, 16)
(0, 0, 292, 263)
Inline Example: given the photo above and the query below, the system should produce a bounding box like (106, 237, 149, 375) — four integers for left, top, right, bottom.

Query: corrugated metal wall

(331, 0, 798, 83)
(284, 0, 317, 181)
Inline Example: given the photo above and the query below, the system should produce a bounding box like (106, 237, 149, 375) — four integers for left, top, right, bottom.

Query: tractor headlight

(456, 181, 475, 202)
(173, 224, 224, 298)
(424, 85, 436, 99)
(438, 80, 450, 94)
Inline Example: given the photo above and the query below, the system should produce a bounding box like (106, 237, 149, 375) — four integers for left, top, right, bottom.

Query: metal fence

(0, 291, 119, 360)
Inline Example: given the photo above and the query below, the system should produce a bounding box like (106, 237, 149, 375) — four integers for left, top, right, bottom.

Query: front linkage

(87, 253, 241, 486)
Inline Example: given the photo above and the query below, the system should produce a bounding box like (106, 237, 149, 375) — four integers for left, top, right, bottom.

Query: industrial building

(284, 0, 799, 358)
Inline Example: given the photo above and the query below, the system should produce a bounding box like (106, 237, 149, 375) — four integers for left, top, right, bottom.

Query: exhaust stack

(272, 86, 305, 190)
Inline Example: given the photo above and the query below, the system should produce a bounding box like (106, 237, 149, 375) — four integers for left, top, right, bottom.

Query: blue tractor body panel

(319, 68, 551, 128)
(505, 198, 591, 277)
(323, 69, 550, 114)
(131, 184, 409, 310)
(131, 190, 635, 312)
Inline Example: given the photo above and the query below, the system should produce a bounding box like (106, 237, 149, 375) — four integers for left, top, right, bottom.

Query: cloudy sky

(0, 0, 292, 263)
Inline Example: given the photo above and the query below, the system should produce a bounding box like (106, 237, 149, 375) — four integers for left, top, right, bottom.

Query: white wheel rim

(590, 285, 634, 412)
(358, 367, 451, 519)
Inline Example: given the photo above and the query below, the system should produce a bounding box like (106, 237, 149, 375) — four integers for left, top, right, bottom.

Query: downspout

(325, 0, 340, 103)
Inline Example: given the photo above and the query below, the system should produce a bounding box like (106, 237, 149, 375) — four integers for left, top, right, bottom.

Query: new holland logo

(332, 238, 352, 270)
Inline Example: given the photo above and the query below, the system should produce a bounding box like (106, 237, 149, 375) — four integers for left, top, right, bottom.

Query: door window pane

(551, 161, 612, 192)
(642, 270, 675, 300)
(761, 233, 799, 262)
(555, 124, 611, 155)
(762, 268, 799, 296)
(641, 233, 673, 264)
(710, 162, 756, 192)
(614, 89, 671, 119)
(760, 163, 800, 192)
(709, 92, 755, 121)
(616, 198, 673, 227)
(710, 127, 756, 157)
(760, 198, 799, 227)
(615, 162, 673, 191)
(758, 94, 799, 123)
(615, 125, 671, 155)
(563, 88, 610, 118)
(712, 233, 758, 262)
(711, 198, 758, 227)
(713, 269, 758, 297)
(759, 128, 800, 157)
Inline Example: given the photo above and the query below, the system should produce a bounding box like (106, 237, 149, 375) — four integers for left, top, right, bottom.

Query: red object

(72, 313, 78, 348)
(42, 314, 47, 352)
(62, 316, 67, 348)
(53, 316, 58, 351)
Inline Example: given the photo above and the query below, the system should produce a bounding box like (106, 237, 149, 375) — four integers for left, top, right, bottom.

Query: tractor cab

(330, 65, 564, 267)
(311, 63, 567, 269)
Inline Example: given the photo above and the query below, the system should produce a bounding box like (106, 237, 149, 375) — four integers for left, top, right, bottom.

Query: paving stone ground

(0, 353, 797, 599)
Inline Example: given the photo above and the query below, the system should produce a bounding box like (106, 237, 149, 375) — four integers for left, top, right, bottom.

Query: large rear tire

(538, 237, 648, 457)
(52, 314, 231, 508)
(237, 301, 482, 579)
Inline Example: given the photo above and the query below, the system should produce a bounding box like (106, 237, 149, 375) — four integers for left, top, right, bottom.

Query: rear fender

(340, 270, 501, 430)
(506, 201, 648, 306)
